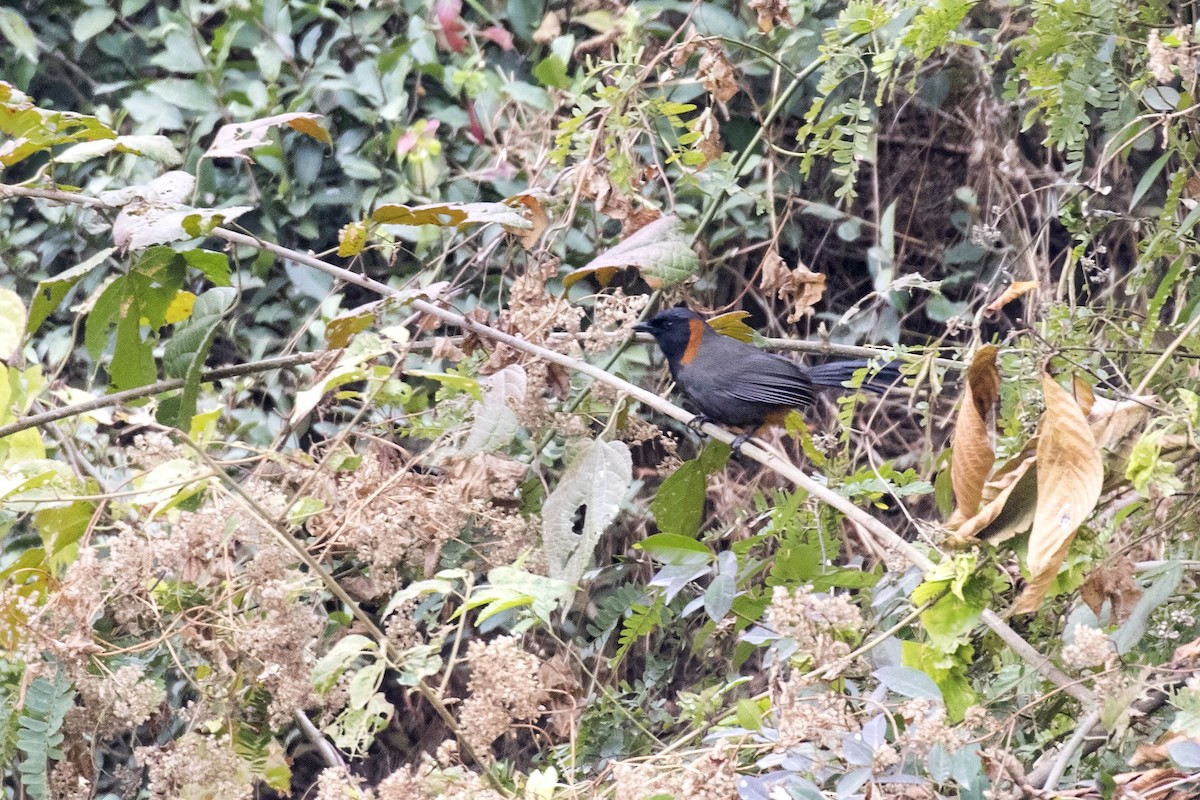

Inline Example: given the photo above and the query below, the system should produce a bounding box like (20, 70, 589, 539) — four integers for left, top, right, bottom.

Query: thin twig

(0, 352, 321, 441)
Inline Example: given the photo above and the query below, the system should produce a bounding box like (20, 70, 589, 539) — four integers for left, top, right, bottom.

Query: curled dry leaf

(760, 249, 826, 323)
(1080, 558, 1143, 624)
(748, 0, 793, 32)
(947, 345, 1001, 528)
(946, 448, 1037, 546)
(506, 194, 548, 250)
(204, 112, 330, 161)
(532, 11, 562, 44)
(1013, 374, 1103, 614)
(698, 44, 738, 103)
(983, 280, 1040, 318)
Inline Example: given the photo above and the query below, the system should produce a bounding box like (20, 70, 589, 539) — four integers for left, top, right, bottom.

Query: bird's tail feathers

(807, 359, 903, 395)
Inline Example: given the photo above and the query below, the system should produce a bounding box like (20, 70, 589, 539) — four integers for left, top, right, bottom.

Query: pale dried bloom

(1147, 28, 1178, 83)
(76, 665, 164, 738)
(897, 698, 964, 757)
(1062, 624, 1114, 670)
(129, 431, 184, 468)
(48, 759, 91, 800)
(764, 585, 864, 668)
(586, 290, 650, 353)
(774, 680, 858, 752)
(458, 635, 546, 754)
(310, 448, 469, 576)
(678, 741, 740, 800)
(873, 743, 901, 773)
(612, 758, 683, 800)
(315, 765, 374, 800)
(138, 733, 253, 800)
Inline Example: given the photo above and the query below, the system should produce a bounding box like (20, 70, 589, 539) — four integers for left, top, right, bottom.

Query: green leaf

(735, 698, 763, 731)
(179, 250, 232, 286)
(533, 54, 570, 88)
(873, 665, 942, 700)
(312, 634, 377, 693)
(462, 565, 575, 628)
(0, 9, 37, 62)
(72, 7, 115, 40)
(463, 364, 526, 453)
(28, 248, 114, 335)
(637, 533, 712, 567)
(161, 287, 236, 428)
(650, 460, 708, 538)
(111, 304, 157, 390)
(565, 215, 698, 289)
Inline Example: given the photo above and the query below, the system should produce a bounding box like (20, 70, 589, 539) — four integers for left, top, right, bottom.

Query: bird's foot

(686, 414, 712, 433)
(730, 433, 752, 458)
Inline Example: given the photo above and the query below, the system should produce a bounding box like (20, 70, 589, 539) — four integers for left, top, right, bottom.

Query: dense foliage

(2, 0, 1200, 798)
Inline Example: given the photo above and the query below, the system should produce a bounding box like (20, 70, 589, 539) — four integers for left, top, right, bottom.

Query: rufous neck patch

(680, 318, 705, 365)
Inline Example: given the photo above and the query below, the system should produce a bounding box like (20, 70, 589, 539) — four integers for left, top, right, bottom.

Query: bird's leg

(686, 414, 712, 433)
(730, 432, 752, 457)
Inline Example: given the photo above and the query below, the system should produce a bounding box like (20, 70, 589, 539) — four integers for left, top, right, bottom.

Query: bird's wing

(716, 352, 815, 408)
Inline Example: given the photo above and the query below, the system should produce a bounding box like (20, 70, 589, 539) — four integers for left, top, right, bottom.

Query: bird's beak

(632, 321, 653, 334)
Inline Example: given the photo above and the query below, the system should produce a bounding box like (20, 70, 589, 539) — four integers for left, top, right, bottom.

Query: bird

(633, 307, 902, 452)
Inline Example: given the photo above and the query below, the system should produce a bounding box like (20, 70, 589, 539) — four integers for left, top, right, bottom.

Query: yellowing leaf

(1014, 374, 1103, 614)
(706, 310, 754, 342)
(0, 286, 28, 361)
(371, 201, 531, 229)
(204, 112, 329, 161)
(947, 345, 1000, 528)
(338, 221, 368, 257)
(164, 290, 196, 324)
(983, 280, 1039, 317)
(326, 302, 381, 349)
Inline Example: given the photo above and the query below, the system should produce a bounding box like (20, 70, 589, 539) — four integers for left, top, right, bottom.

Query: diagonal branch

(210, 226, 1094, 705)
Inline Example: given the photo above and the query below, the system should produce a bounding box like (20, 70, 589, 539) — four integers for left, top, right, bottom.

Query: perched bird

(633, 307, 901, 451)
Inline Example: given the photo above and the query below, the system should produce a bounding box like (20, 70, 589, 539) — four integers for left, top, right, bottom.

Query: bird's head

(633, 307, 708, 364)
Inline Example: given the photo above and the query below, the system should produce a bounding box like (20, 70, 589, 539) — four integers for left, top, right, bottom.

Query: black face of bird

(633, 308, 703, 357)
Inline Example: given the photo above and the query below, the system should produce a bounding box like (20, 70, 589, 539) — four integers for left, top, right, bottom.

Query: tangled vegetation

(2, 0, 1200, 798)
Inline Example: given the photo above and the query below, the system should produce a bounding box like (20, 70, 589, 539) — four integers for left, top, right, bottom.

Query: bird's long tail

(806, 359, 904, 395)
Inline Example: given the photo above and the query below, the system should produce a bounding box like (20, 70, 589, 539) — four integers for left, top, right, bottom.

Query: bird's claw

(686, 415, 712, 433)
(730, 433, 751, 458)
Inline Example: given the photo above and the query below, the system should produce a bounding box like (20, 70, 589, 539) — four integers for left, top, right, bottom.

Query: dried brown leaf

(946, 449, 1037, 545)
(698, 44, 738, 103)
(506, 194, 548, 250)
(947, 345, 1001, 528)
(760, 249, 826, 323)
(532, 11, 562, 44)
(1080, 558, 1143, 624)
(983, 280, 1039, 318)
(1014, 374, 1103, 613)
(748, 0, 793, 32)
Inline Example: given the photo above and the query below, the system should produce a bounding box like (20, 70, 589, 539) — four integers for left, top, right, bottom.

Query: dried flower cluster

(613, 741, 739, 800)
(773, 681, 859, 752)
(897, 698, 969, 757)
(1062, 624, 1115, 670)
(585, 289, 650, 354)
(1147, 27, 1198, 83)
(137, 732, 254, 800)
(764, 585, 864, 669)
(457, 635, 546, 754)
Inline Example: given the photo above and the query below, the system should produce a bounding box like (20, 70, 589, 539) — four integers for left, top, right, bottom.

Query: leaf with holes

(564, 215, 698, 289)
(543, 439, 632, 584)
